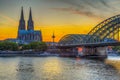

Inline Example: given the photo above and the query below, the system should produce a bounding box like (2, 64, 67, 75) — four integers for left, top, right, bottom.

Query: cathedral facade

(17, 7, 42, 43)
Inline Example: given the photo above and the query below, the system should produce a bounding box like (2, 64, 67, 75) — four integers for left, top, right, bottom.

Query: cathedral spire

(29, 7, 32, 20)
(18, 7, 25, 30)
(20, 6, 24, 20)
(27, 7, 34, 30)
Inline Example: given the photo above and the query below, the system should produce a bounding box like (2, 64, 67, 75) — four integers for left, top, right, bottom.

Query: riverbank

(0, 51, 59, 57)
(0, 51, 108, 60)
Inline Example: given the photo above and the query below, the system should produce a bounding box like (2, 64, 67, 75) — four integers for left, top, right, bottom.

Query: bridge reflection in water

(57, 14, 120, 58)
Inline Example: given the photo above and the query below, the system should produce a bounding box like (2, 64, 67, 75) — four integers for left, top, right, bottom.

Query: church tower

(27, 7, 34, 30)
(17, 7, 42, 43)
(18, 7, 26, 30)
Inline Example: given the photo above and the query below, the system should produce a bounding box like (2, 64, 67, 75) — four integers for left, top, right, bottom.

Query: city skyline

(0, 0, 120, 42)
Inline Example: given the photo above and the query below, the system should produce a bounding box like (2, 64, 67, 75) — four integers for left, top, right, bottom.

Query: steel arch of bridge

(59, 34, 86, 44)
(58, 34, 100, 45)
(88, 14, 120, 42)
(59, 14, 120, 45)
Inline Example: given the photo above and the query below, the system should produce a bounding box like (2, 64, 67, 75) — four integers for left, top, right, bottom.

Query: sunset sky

(0, 0, 120, 42)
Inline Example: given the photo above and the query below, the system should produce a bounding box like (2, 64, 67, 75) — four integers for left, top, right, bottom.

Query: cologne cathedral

(17, 7, 42, 43)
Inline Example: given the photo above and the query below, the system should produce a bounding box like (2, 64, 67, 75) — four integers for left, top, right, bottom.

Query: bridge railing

(57, 40, 119, 47)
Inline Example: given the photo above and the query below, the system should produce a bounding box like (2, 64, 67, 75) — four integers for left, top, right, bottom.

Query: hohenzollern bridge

(57, 14, 120, 58)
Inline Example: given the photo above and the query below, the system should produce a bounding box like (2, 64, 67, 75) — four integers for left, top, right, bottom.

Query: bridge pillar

(96, 47, 107, 57)
(72, 48, 78, 54)
(79, 47, 107, 59)
(59, 48, 78, 57)
(83, 47, 97, 55)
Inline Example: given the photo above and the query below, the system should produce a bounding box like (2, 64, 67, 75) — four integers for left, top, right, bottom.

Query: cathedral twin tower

(19, 7, 34, 30)
(18, 7, 42, 43)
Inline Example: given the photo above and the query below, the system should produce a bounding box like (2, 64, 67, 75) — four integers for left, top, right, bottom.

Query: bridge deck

(57, 42, 120, 48)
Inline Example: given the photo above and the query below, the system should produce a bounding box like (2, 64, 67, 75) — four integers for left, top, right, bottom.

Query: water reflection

(42, 58, 62, 80)
(0, 58, 18, 80)
(43, 58, 62, 74)
(105, 56, 120, 73)
(16, 57, 37, 80)
(0, 57, 119, 80)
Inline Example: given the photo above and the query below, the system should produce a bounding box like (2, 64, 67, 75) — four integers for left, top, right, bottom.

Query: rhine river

(0, 56, 120, 80)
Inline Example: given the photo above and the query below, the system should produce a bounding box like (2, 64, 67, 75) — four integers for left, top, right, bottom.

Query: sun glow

(42, 58, 62, 78)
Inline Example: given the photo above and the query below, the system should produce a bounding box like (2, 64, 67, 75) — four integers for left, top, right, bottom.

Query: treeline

(0, 41, 18, 51)
(0, 41, 47, 51)
(21, 42, 47, 51)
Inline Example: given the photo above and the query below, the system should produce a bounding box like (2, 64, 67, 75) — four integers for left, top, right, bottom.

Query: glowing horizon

(0, 0, 120, 42)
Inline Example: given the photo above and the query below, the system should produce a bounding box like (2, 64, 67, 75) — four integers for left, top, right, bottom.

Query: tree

(21, 42, 47, 51)
(0, 41, 47, 51)
(22, 44, 31, 50)
(29, 42, 47, 51)
(39, 42, 47, 51)
(0, 41, 19, 51)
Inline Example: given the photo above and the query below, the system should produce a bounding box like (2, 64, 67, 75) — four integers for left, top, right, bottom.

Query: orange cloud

(0, 13, 18, 26)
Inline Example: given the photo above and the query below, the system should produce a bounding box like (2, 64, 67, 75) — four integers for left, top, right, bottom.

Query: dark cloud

(48, 0, 113, 9)
(52, 7, 102, 19)
(100, 0, 116, 10)
(49, 0, 119, 18)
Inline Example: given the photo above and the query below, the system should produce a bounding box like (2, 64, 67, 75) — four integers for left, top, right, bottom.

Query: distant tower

(18, 7, 25, 30)
(27, 7, 34, 30)
(52, 32, 55, 48)
(52, 32, 55, 43)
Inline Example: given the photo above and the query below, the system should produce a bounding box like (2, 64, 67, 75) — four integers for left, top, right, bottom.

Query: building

(17, 7, 42, 43)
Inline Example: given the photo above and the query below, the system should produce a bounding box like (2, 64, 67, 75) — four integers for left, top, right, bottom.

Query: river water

(0, 56, 120, 80)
